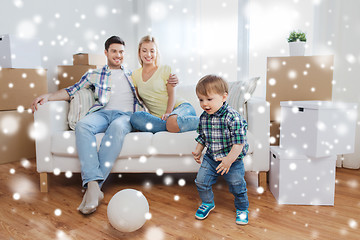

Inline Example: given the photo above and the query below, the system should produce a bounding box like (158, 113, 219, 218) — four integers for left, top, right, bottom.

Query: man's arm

(31, 88, 70, 112)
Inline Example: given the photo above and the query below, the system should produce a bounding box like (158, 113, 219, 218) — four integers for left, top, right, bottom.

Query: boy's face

(104, 43, 125, 69)
(197, 91, 228, 115)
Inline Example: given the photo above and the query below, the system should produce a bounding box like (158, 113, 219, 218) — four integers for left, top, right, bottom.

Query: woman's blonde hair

(138, 35, 160, 67)
(196, 74, 228, 96)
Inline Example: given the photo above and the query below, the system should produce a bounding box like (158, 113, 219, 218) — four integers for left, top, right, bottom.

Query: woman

(130, 35, 199, 133)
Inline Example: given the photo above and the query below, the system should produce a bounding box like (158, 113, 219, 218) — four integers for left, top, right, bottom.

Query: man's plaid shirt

(195, 102, 249, 161)
(65, 65, 144, 114)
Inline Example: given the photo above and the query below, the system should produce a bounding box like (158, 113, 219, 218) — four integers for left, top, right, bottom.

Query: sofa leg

(40, 173, 48, 192)
(258, 171, 267, 190)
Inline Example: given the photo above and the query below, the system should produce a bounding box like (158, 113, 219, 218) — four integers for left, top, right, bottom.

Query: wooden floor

(0, 159, 359, 240)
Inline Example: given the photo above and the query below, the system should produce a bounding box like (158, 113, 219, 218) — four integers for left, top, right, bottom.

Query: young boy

(192, 74, 250, 225)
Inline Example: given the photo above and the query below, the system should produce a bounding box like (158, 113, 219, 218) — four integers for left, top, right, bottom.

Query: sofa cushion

(51, 131, 153, 157)
(51, 130, 254, 158)
(152, 130, 254, 156)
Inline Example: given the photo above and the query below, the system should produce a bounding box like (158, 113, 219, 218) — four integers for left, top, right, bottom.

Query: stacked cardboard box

(266, 56, 334, 146)
(0, 34, 47, 164)
(57, 53, 105, 89)
(269, 101, 357, 205)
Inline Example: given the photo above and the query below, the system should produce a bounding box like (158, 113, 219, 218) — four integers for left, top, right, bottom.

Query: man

(31, 36, 178, 214)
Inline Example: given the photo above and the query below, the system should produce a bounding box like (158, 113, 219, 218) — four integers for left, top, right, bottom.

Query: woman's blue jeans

(75, 109, 132, 188)
(130, 103, 199, 133)
(195, 153, 249, 211)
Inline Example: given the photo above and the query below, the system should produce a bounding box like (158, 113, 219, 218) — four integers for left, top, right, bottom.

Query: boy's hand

(192, 151, 202, 164)
(215, 156, 233, 175)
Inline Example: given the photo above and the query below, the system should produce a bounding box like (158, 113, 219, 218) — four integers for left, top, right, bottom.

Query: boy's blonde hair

(138, 35, 160, 67)
(196, 74, 228, 96)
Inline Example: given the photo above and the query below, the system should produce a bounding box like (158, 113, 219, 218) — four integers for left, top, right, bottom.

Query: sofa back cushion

(177, 84, 203, 116)
(228, 76, 260, 120)
(68, 88, 95, 130)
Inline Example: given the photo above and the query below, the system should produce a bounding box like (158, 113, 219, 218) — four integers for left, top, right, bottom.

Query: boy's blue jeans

(195, 153, 249, 211)
(130, 103, 199, 133)
(75, 109, 132, 188)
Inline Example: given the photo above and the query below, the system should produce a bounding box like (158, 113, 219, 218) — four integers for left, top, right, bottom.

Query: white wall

(0, 0, 137, 92)
(248, 0, 314, 98)
(313, 0, 360, 168)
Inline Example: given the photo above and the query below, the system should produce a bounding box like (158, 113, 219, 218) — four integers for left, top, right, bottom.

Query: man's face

(104, 43, 125, 69)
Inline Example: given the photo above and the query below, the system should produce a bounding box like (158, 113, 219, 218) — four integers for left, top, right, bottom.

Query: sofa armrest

(34, 101, 69, 172)
(246, 97, 270, 171)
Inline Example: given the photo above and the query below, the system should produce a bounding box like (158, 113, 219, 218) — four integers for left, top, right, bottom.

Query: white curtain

(313, 0, 360, 169)
(135, 0, 249, 86)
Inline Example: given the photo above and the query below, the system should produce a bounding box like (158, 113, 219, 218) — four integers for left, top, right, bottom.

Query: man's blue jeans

(130, 103, 199, 133)
(75, 109, 132, 188)
(195, 153, 249, 210)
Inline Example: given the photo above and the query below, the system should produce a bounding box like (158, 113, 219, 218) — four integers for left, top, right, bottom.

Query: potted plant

(287, 30, 307, 56)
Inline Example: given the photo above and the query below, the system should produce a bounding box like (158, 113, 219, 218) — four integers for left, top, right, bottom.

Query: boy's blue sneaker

(195, 202, 215, 220)
(236, 209, 249, 225)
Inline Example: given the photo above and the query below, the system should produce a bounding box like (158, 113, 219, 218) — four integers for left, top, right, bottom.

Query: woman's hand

(161, 113, 170, 120)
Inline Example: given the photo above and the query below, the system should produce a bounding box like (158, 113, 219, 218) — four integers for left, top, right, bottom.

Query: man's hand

(215, 156, 234, 175)
(167, 74, 179, 87)
(30, 93, 51, 112)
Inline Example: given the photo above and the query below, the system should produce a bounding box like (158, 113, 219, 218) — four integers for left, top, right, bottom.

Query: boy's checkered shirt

(195, 102, 249, 161)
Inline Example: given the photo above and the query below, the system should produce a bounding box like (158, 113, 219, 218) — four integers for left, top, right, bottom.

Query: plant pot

(289, 41, 306, 56)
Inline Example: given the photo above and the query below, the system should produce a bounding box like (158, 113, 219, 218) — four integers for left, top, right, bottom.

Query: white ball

(107, 189, 149, 232)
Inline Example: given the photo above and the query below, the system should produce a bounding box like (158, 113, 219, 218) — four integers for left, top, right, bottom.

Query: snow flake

(289, 163, 297, 171)
(95, 5, 108, 18)
(145, 212, 152, 220)
(178, 179, 186, 186)
(13, 193, 21, 200)
(163, 176, 173, 186)
(53, 168, 61, 175)
(139, 156, 147, 163)
(67, 146, 75, 154)
(13, 0, 24, 8)
(268, 78, 276, 86)
(156, 168, 163, 176)
(257, 187, 264, 194)
(21, 159, 30, 168)
(54, 209, 62, 216)
(65, 171, 72, 178)
(148, 2, 167, 21)
(146, 122, 153, 130)
(348, 219, 358, 229)
(145, 227, 164, 240)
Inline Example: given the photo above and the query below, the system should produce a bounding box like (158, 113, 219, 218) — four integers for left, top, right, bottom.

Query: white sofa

(34, 84, 270, 192)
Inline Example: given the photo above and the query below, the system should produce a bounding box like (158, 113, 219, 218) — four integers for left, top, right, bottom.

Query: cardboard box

(73, 53, 106, 66)
(0, 34, 42, 68)
(269, 146, 336, 205)
(266, 56, 334, 122)
(0, 110, 35, 164)
(280, 101, 358, 157)
(57, 65, 101, 89)
(0, 68, 48, 111)
(270, 121, 280, 146)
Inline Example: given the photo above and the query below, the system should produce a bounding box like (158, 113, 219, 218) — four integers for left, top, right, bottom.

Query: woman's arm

(162, 83, 176, 120)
